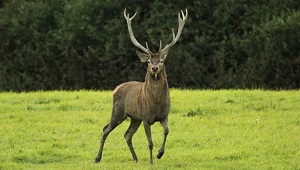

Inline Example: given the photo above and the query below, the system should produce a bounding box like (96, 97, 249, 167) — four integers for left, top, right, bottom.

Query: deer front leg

(124, 119, 142, 162)
(157, 117, 169, 159)
(143, 121, 153, 164)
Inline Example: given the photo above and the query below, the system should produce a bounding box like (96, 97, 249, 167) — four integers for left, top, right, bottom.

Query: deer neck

(143, 69, 169, 99)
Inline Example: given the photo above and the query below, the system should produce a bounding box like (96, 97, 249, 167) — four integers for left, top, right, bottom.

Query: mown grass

(0, 90, 299, 169)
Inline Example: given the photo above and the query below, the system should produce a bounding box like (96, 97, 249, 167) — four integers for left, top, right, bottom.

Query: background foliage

(0, 0, 299, 91)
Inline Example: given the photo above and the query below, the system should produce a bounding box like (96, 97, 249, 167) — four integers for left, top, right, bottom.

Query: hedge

(0, 0, 299, 91)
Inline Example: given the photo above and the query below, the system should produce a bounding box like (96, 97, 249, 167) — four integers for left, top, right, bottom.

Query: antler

(124, 9, 153, 55)
(160, 9, 188, 55)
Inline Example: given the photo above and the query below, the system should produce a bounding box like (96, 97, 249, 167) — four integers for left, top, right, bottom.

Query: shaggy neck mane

(143, 69, 168, 100)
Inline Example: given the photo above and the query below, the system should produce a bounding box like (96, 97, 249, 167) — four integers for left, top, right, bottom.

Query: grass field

(0, 89, 299, 169)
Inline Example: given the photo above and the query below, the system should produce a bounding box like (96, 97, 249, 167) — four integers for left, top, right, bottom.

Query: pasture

(0, 90, 299, 169)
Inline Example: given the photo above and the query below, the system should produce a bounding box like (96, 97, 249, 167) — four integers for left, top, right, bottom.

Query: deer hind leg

(95, 106, 126, 163)
(157, 117, 169, 159)
(95, 123, 112, 162)
(143, 121, 154, 164)
(124, 119, 142, 162)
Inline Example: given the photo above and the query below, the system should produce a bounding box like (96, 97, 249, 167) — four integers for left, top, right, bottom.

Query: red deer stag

(95, 9, 188, 164)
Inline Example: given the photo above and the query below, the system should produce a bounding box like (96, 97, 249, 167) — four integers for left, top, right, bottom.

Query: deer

(94, 9, 188, 164)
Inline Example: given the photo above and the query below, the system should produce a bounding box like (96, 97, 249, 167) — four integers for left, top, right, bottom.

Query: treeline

(0, 0, 299, 91)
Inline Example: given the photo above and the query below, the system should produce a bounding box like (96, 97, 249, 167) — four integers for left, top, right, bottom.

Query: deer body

(95, 9, 187, 164)
(117, 79, 170, 125)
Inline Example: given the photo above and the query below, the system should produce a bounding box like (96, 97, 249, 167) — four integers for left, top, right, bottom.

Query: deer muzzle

(152, 66, 159, 72)
(150, 65, 160, 79)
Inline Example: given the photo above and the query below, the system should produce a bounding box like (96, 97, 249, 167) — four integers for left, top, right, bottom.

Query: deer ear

(136, 50, 150, 62)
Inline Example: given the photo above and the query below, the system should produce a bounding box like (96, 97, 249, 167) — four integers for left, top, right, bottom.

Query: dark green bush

(0, 0, 299, 91)
(244, 11, 300, 88)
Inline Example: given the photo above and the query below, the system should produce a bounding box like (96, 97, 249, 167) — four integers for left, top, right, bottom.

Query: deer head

(124, 9, 188, 79)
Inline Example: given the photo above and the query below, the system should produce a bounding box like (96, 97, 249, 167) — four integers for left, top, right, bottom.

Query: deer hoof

(157, 151, 164, 159)
(94, 157, 101, 163)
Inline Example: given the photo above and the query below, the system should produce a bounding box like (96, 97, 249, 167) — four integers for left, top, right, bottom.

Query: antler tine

(158, 40, 162, 52)
(160, 9, 188, 54)
(124, 9, 153, 55)
(145, 42, 154, 55)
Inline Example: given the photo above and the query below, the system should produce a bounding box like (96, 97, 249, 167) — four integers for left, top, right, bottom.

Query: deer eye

(160, 60, 164, 63)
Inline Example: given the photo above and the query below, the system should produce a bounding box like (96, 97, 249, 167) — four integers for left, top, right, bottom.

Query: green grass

(0, 89, 299, 169)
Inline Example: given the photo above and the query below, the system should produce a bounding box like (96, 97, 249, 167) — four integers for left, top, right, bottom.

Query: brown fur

(95, 8, 187, 164)
(95, 54, 170, 164)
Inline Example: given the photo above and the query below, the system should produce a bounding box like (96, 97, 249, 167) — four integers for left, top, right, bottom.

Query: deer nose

(152, 66, 158, 72)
